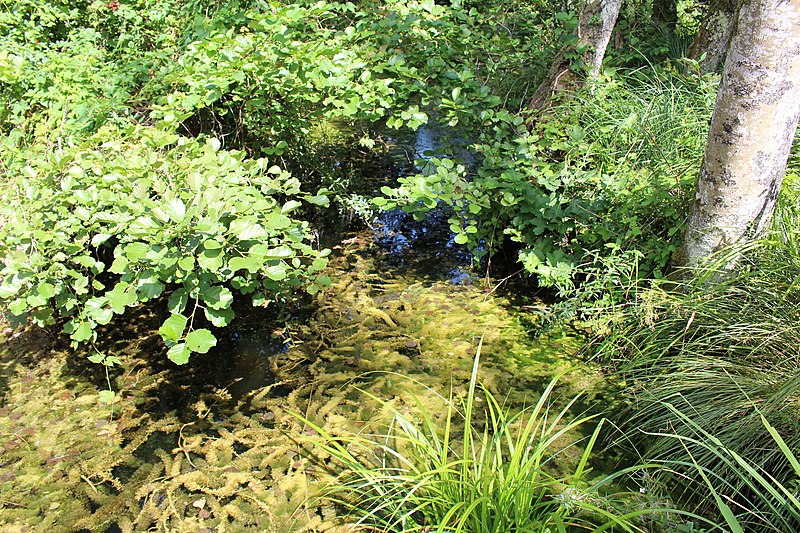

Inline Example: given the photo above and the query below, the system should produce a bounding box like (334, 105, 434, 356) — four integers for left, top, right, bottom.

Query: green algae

(0, 230, 608, 532)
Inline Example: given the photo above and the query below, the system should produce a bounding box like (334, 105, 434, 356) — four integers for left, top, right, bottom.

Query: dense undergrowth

(592, 180, 800, 531)
(2, 0, 800, 531)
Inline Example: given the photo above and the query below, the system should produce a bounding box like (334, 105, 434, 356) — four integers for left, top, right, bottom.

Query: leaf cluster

(376, 67, 716, 316)
(0, 126, 329, 364)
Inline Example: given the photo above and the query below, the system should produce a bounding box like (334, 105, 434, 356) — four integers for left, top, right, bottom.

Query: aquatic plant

(0, 240, 598, 532)
(296, 340, 653, 533)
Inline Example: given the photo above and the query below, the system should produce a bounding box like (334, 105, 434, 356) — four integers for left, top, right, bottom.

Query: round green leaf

(159, 313, 188, 344)
(167, 343, 191, 365)
(186, 329, 217, 354)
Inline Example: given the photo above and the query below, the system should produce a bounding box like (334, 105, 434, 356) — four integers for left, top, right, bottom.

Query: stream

(0, 126, 608, 532)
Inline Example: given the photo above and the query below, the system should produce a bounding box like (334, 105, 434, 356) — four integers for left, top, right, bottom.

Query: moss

(0, 233, 606, 531)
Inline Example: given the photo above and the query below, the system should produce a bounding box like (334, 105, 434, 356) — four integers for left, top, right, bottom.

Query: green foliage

(649, 404, 800, 533)
(0, 0, 724, 368)
(297, 344, 654, 532)
(594, 237, 800, 531)
(0, 126, 329, 364)
(1, 0, 603, 368)
(377, 68, 716, 314)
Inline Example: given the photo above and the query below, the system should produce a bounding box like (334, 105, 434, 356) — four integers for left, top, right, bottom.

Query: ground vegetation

(1, 0, 799, 531)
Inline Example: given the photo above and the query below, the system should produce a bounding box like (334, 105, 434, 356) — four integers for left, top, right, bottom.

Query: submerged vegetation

(1, 0, 800, 531)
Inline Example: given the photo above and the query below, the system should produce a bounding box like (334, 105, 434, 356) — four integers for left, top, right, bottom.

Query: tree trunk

(687, 0, 743, 73)
(672, 0, 800, 270)
(527, 0, 622, 111)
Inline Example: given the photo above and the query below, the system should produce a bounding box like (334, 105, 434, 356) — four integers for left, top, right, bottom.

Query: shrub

(0, 126, 330, 364)
(376, 67, 716, 311)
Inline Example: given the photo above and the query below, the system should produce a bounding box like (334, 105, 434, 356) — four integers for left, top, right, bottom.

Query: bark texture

(527, 0, 622, 111)
(672, 0, 800, 270)
(687, 0, 743, 72)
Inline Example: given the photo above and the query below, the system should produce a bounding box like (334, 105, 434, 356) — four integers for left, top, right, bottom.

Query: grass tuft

(595, 235, 800, 531)
(295, 340, 661, 532)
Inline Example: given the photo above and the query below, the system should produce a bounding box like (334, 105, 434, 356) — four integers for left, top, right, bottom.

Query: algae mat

(0, 232, 601, 532)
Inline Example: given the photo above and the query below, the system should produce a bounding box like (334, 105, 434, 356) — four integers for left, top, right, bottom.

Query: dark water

(210, 124, 479, 399)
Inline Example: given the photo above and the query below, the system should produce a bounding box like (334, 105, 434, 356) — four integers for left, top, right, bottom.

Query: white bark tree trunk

(672, 0, 800, 270)
(527, 0, 622, 111)
(582, 0, 623, 80)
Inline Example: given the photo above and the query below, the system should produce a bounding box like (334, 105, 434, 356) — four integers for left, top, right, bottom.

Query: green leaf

(159, 313, 188, 344)
(230, 218, 268, 240)
(163, 198, 187, 223)
(98, 390, 116, 404)
(229, 255, 263, 273)
(264, 263, 287, 281)
(0, 281, 22, 299)
(281, 200, 302, 214)
(236, 222, 268, 241)
(125, 243, 150, 261)
(454, 233, 469, 245)
(306, 195, 330, 207)
(138, 278, 165, 299)
(263, 246, 294, 260)
(186, 329, 217, 354)
(204, 306, 234, 327)
(264, 214, 292, 230)
(178, 256, 195, 271)
(201, 285, 233, 310)
(168, 288, 189, 314)
(109, 255, 129, 274)
(198, 247, 224, 272)
(37, 282, 56, 299)
(91, 233, 112, 246)
(94, 308, 114, 325)
(72, 322, 94, 342)
(108, 282, 134, 313)
(167, 343, 191, 365)
(8, 298, 27, 315)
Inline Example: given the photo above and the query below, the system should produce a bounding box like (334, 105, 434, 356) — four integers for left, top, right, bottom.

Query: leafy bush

(0, 126, 330, 364)
(376, 68, 716, 309)
(296, 344, 653, 532)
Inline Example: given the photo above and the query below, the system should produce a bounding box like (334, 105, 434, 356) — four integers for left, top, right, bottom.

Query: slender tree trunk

(687, 0, 742, 73)
(672, 0, 800, 270)
(528, 0, 622, 111)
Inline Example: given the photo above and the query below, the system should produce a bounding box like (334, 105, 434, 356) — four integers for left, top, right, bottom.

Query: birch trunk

(687, 0, 743, 73)
(527, 0, 622, 110)
(672, 0, 800, 270)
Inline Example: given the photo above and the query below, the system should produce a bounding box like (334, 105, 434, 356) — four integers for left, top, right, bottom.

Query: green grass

(595, 236, 800, 531)
(647, 402, 800, 532)
(294, 340, 665, 532)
